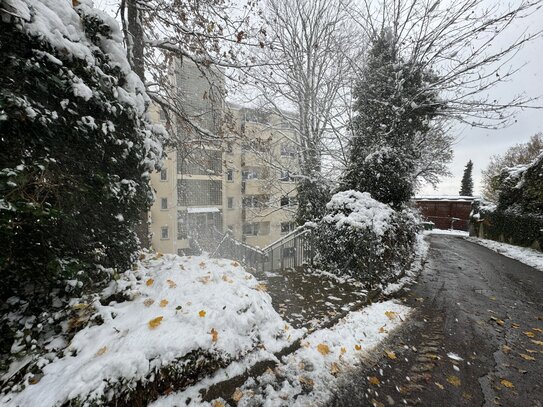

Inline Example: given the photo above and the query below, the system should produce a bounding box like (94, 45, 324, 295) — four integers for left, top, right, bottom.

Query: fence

(205, 226, 315, 272)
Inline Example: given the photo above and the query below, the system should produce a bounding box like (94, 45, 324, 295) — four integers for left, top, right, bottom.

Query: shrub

(314, 190, 420, 288)
(0, 1, 164, 305)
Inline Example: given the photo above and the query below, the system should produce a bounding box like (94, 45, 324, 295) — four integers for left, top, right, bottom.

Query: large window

(160, 168, 167, 181)
(161, 197, 168, 210)
(242, 195, 269, 209)
(177, 149, 222, 175)
(226, 169, 234, 182)
(242, 166, 269, 180)
(243, 221, 270, 236)
(178, 179, 222, 206)
(281, 222, 296, 234)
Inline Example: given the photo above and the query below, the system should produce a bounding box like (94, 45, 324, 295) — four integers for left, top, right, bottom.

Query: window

(242, 222, 269, 236)
(243, 222, 259, 236)
(280, 143, 297, 157)
(177, 179, 222, 206)
(281, 222, 296, 234)
(177, 211, 187, 239)
(226, 169, 234, 182)
(177, 149, 222, 175)
(161, 197, 168, 210)
(279, 169, 294, 182)
(242, 166, 269, 181)
(242, 195, 269, 209)
(160, 169, 167, 181)
(227, 197, 234, 209)
(280, 196, 298, 207)
(161, 226, 169, 239)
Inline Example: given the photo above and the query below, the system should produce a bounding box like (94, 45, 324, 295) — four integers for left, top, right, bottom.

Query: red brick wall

(415, 200, 472, 231)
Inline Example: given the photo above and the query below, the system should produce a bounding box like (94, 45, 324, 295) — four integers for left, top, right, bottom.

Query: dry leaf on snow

(355, 344, 362, 351)
(159, 299, 169, 308)
(146, 278, 154, 286)
(167, 279, 177, 288)
(211, 328, 218, 343)
(96, 346, 107, 356)
(199, 310, 206, 317)
(148, 316, 163, 329)
(232, 388, 243, 402)
(143, 298, 155, 307)
(385, 311, 398, 320)
(317, 343, 330, 355)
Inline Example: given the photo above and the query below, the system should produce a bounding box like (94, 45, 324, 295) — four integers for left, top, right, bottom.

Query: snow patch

(466, 237, 543, 272)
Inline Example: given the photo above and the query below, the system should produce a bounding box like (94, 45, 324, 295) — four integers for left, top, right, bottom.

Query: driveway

(329, 235, 543, 407)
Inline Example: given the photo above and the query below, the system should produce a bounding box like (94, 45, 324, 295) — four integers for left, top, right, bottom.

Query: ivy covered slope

(0, 0, 164, 305)
(471, 152, 543, 249)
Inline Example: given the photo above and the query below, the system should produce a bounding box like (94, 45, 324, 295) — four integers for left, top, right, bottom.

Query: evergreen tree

(0, 0, 164, 303)
(459, 160, 474, 196)
(342, 30, 439, 209)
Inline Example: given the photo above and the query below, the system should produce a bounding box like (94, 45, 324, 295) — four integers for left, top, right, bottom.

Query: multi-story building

(149, 59, 299, 254)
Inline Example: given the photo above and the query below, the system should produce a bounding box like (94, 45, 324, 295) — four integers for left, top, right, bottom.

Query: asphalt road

(328, 235, 543, 407)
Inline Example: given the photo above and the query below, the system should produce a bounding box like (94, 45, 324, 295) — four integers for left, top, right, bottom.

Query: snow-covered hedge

(0, 0, 164, 305)
(314, 191, 420, 287)
(470, 153, 543, 251)
(1, 253, 300, 406)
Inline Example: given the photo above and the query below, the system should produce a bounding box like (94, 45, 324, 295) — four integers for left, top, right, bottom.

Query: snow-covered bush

(0, 0, 164, 309)
(2, 254, 299, 407)
(314, 191, 420, 287)
(470, 154, 543, 251)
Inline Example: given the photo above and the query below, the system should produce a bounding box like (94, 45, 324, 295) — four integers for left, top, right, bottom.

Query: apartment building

(149, 59, 299, 254)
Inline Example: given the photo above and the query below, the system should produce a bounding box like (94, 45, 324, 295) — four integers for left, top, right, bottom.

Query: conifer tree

(342, 30, 439, 208)
(459, 160, 474, 196)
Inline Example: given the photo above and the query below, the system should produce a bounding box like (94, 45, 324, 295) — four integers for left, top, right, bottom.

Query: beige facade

(149, 60, 299, 254)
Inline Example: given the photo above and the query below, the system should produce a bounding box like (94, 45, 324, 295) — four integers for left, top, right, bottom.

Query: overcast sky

(420, 5, 543, 197)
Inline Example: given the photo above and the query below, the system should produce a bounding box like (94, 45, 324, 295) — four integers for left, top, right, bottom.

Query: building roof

(414, 195, 477, 202)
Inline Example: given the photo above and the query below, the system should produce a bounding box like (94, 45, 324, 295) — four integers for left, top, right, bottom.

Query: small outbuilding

(414, 195, 476, 231)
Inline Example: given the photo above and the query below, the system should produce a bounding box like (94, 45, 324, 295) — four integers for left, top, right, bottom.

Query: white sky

(420, 5, 543, 196)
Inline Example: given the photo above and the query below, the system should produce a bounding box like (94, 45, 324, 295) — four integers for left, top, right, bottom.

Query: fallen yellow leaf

(96, 346, 107, 356)
(511, 323, 520, 329)
(378, 326, 387, 333)
(211, 328, 218, 343)
(385, 350, 397, 360)
(447, 375, 461, 387)
(340, 347, 347, 355)
(167, 279, 177, 288)
(199, 310, 206, 317)
(232, 388, 243, 402)
(255, 283, 268, 292)
(212, 400, 224, 407)
(435, 382, 444, 390)
(368, 376, 380, 385)
(519, 353, 535, 361)
(531, 340, 543, 346)
(299, 376, 314, 387)
(159, 299, 169, 308)
(146, 278, 154, 286)
(524, 331, 536, 338)
(355, 344, 362, 351)
(501, 379, 514, 388)
(502, 345, 512, 353)
(198, 276, 211, 284)
(148, 316, 163, 329)
(533, 328, 543, 333)
(222, 274, 233, 283)
(385, 311, 398, 320)
(143, 298, 155, 307)
(317, 343, 330, 355)
(199, 261, 206, 269)
(330, 362, 341, 375)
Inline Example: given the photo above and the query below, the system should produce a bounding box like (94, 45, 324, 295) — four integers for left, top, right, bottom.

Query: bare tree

(241, 0, 361, 223)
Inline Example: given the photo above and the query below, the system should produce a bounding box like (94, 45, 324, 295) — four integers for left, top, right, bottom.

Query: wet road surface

(329, 235, 543, 407)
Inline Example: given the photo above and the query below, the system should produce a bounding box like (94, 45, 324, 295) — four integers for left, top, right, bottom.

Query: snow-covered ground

(466, 237, 543, 272)
(425, 228, 469, 237)
(2, 254, 302, 407)
(152, 301, 411, 406)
